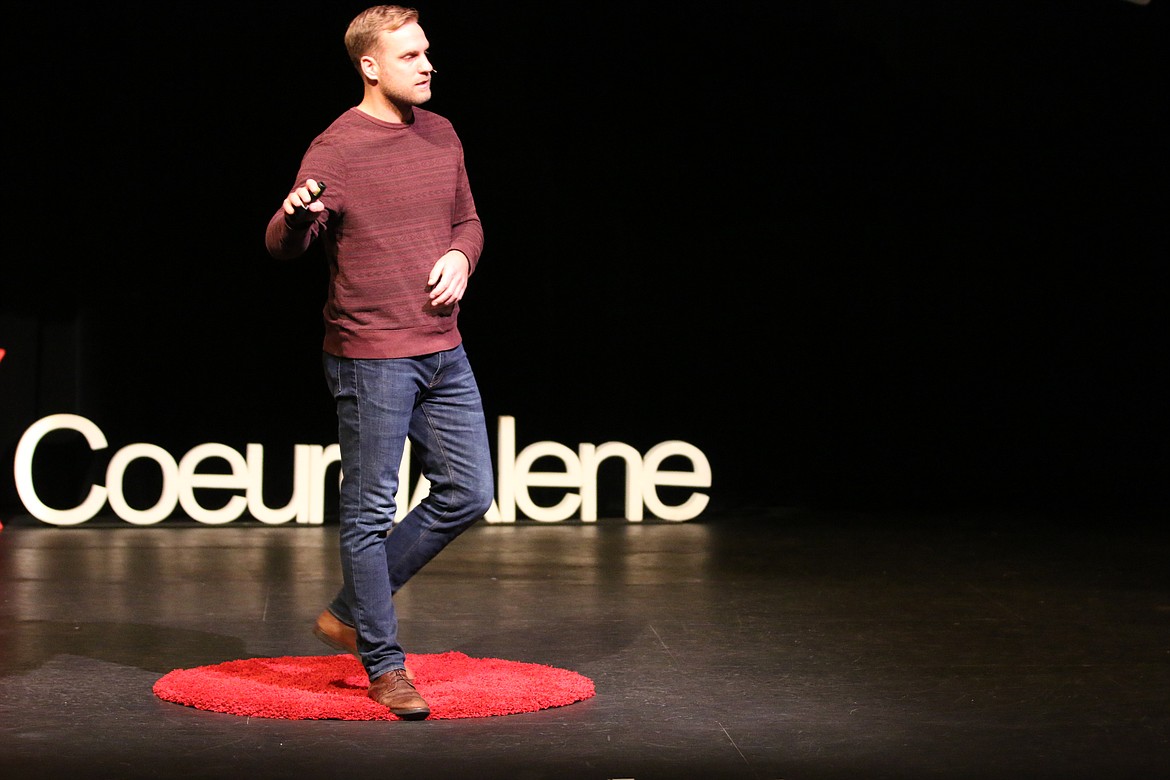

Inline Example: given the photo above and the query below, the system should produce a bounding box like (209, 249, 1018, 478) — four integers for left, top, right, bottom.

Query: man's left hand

(427, 250, 471, 308)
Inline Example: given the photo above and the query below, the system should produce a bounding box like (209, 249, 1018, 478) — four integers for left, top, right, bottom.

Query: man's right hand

(282, 179, 326, 227)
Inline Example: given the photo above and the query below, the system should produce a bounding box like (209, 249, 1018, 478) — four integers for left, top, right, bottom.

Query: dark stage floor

(1, 509, 1167, 780)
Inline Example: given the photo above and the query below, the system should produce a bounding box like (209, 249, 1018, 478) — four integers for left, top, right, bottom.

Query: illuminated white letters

(487, 417, 710, 523)
(13, 414, 710, 526)
(14, 414, 109, 526)
(14, 414, 339, 527)
(246, 444, 341, 526)
(106, 443, 180, 525)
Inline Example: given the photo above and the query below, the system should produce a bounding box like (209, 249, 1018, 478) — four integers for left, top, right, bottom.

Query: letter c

(14, 414, 110, 526)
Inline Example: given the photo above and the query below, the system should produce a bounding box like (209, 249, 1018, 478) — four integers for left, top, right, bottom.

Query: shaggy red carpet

(153, 651, 595, 720)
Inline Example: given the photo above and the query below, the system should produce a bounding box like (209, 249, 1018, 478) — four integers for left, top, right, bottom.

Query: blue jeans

(322, 344, 494, 679)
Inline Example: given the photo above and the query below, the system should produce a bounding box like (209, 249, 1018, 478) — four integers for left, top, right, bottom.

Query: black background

(1, 0, 1165, 523)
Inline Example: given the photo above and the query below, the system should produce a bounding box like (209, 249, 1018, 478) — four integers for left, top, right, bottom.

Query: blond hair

(344, 5, 420, 71)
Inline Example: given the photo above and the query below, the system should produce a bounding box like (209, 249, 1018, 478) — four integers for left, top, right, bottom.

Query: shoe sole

(391, 707, 431, 721)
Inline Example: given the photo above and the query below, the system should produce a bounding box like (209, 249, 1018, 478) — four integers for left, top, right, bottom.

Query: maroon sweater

(265, 107, 484, 359)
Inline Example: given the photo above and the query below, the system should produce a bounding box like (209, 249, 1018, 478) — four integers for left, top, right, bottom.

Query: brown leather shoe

(313, 609, 358, 656)
(368, 668, 430, 720)
(312, 610, 414, 681)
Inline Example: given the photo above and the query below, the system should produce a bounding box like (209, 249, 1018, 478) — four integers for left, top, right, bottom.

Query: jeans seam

(348, 358, 367, 645)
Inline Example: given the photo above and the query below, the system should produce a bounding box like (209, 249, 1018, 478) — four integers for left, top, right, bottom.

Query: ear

(359, 54, 379, 82)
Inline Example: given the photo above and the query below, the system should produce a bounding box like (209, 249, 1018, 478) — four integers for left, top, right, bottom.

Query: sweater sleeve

(265, 209, 320, 260)
(264, 140, 343, 261)
(448, 144, 484, 273)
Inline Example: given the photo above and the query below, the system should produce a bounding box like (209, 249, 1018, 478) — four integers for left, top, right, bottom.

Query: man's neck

(356, 90, 413, 124)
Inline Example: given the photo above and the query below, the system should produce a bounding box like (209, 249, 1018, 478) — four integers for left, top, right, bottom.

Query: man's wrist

(450, 249, 471, 272)
(284, 211, 315, 230)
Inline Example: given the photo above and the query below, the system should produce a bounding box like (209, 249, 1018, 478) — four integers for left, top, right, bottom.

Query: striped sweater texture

(266, 107, 484, 359)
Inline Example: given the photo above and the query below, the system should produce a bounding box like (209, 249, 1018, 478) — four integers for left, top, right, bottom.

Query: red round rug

(153, 651, 595, 720)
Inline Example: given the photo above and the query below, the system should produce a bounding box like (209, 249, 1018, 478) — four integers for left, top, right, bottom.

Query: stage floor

(1, 509, 1167, 779)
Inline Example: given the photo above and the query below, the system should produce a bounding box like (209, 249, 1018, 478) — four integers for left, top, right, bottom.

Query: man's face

(368, 22, 434, 110)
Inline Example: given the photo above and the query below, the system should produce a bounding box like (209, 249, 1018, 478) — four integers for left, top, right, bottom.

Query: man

(265, 5, 493, 720)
